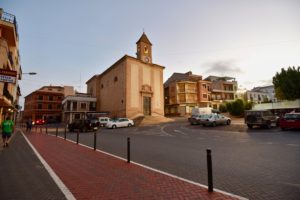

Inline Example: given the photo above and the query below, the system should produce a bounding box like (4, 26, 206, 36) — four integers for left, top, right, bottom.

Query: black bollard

(76, 130, 79, 144)
(46, 127, 48, 134)
(64, 127, 66, 140)
(207, 149, 213, 192)
(56, 127, 58, 137)
(127, 137, 130, 163)
(93, 132, 97, 151)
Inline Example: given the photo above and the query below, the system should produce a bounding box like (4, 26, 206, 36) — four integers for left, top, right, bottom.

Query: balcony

(0, 10, 19, 38)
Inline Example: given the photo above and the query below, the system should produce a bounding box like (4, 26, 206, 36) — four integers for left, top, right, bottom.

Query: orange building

(0, 9, 22, 123)
(164, 71, 212, 116)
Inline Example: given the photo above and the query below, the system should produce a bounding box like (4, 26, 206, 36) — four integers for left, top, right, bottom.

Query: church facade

(86, 33, 165, 119)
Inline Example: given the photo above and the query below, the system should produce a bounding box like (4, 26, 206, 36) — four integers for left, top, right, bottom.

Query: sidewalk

(1, 129, 247, 200)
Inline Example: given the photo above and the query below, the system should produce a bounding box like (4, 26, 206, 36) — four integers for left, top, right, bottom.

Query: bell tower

(136, 32, 152, 64)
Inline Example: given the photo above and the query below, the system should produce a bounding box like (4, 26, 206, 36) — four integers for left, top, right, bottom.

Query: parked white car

(106, 118, 134, 129)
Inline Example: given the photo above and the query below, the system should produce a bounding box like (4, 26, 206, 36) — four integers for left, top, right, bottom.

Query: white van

(98, 117, 111, 127)
(191, 107, 219, 116)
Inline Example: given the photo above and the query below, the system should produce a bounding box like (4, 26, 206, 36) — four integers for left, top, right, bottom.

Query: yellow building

(0, 9, 22, 123)
(86, 33, 165, 119)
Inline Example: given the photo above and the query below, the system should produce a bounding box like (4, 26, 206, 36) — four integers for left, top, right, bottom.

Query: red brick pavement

(25, 132, 244, 200)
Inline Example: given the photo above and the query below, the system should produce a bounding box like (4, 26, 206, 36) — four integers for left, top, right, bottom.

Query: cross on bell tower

(136, 32, 152, 64)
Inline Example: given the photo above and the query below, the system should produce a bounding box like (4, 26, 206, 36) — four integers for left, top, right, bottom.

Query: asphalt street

(48, 122, 300, 200)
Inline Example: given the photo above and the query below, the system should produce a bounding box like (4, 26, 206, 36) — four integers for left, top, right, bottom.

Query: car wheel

(266, 121, 271, 129)
(128, 123, 132, 127)
(112, 125, 117, 129)
(247, 124, 253, 129)
(281, 127, 285, 131)
(212, 122, 216, 127)
(226, 120, 231, 125)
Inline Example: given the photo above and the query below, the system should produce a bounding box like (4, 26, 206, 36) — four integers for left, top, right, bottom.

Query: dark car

(279, 112, 300, 131)
(245, 110, 278, 129)
(68, 119, 98, 132)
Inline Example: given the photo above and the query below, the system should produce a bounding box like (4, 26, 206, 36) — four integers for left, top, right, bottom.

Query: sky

(1, 0, 300, 108)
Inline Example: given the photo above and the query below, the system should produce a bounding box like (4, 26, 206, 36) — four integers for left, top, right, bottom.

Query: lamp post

(22, 72, 37, 75)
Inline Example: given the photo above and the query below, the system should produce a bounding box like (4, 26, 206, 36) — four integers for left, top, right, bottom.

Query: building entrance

(143, 97, 151, 116)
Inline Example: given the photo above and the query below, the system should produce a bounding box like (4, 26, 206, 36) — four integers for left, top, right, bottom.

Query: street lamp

(22, 72, 37, 75)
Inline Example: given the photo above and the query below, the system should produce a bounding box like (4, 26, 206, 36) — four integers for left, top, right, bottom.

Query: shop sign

(0, 69, 17, 83)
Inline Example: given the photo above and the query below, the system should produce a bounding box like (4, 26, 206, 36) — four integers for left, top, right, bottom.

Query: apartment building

(164, 71, 212, 116)
(0, 8, 22, 123)
(251, 85, 276, 102)
(204, 76, 238, 109)
(86, 33, 164, 119)
(23, 86, 75, 122)
(62, 92, 96, 123)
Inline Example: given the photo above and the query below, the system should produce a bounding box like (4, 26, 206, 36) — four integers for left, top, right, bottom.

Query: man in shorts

(1, 116, 14, 147)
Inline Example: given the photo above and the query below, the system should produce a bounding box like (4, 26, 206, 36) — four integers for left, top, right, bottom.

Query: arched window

(114, 76, 118, 82)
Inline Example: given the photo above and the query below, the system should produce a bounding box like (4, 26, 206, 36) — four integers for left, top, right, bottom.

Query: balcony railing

(0, 11, 19, 38)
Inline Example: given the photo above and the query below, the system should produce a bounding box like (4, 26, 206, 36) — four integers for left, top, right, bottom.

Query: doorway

(143, 96, 151, 116)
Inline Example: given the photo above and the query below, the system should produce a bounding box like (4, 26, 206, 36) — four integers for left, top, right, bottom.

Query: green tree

(272, 66, 300, 100)
(244, 101, 253, 110)
(219, 104, 227, 113)
(226, 99, 246, 116)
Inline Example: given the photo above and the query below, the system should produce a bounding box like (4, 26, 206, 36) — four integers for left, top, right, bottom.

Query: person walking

(26, 119, 32, 132)
(1, 116, 14, 147)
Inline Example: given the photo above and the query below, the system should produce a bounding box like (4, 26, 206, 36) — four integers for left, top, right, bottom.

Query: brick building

(164, 71, 212, 116)
(23, 86, 74, 122)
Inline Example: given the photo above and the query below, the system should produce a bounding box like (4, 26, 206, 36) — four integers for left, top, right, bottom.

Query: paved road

(48, 122, 300, 200)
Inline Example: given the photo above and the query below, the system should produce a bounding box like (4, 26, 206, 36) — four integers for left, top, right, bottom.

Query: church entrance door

(143, 97, 151, 116)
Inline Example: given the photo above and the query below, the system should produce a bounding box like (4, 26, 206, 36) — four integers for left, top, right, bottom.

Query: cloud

(203, 59, 243, 75)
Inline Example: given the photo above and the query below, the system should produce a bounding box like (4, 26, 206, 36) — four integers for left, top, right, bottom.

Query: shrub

(219, 104, 227, 113)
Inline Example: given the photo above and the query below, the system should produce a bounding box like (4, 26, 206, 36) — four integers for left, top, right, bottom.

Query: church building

(86, 33, 165, 119)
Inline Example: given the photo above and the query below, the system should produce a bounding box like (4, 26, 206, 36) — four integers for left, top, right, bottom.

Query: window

(203, 94, 207, 98)
(101, 84, 104, 89)
(49, 96, 53, 101)
(48, 88, 52, 91)
(38, 95, 43, 100)
(74, 113, 80, 119)
(114, 76, 118, 82)
(73, 102, 77, 109)
(57, 104, 61, 109)
(38, 104, 42, 109)
(81, 103, 87, 109)
(48, 104, 52, 110)
(58, 96, 62, 100)
(202, 84, 206, 89)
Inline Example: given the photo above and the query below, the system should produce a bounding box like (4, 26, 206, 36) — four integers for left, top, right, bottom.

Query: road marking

(282, 182, 300, 188)
(287, 144, 300, 147)
(160, 124, 173, 136)
(174, 129, 187, 135)
(21, 131, 76, 200)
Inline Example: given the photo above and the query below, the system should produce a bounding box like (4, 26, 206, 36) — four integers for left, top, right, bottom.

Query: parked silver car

(199, 114, 231, 127)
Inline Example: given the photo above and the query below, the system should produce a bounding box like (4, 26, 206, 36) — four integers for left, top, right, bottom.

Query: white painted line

(160, 124, 173, 136)
(174, 129, 187, 135)
(20, 131, 76, 200)
(287, 144, 300, 147)
(48, 133, 248, 200)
